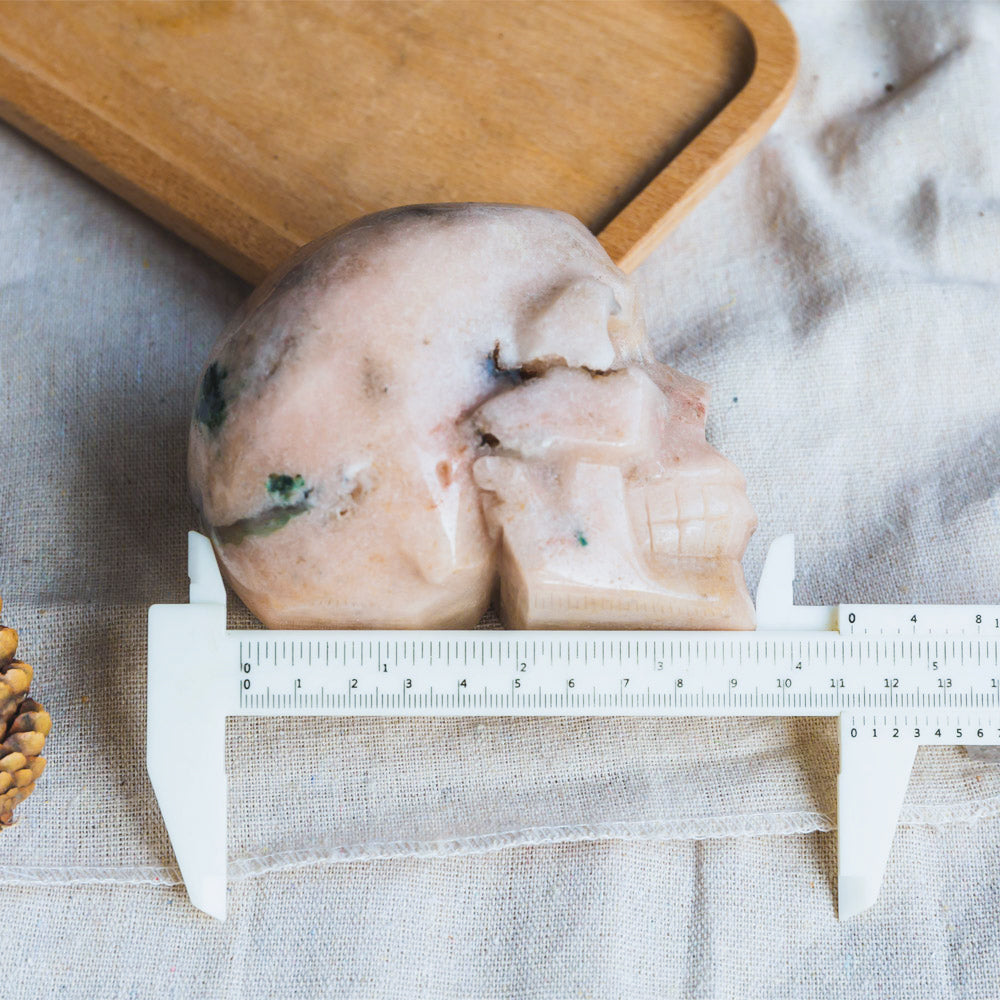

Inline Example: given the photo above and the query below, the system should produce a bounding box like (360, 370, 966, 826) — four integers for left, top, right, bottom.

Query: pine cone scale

(0, 603, 48, 827)
(0, 629, 16, 664)
(10, 705, 51, 735)
(2, 731, 45, 757)
(0, 752, 27, 773)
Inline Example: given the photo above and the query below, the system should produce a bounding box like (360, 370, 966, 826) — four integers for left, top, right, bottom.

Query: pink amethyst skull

(188, 204, 756, 629)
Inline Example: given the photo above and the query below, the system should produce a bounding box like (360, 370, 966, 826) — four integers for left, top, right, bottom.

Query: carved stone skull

(188, 204, 756, 629)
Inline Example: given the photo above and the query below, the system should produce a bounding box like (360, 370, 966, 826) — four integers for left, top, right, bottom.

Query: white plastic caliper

(148, 533, 1000, 919)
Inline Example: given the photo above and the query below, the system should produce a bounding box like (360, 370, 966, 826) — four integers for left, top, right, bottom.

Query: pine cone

(0, 599, 50, 827)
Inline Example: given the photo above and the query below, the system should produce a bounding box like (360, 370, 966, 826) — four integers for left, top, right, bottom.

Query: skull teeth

(676, 486, 704, 520)
(644, 483, 750, 558)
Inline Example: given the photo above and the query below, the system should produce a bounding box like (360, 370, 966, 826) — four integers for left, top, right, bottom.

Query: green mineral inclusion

(267, 473, 307, 504)
(213, 473, 312, 546)
(576, 531, 589, 547)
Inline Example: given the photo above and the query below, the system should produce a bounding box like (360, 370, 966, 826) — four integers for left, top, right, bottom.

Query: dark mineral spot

(196, 362, 228, 432)
(477, 430, 500, 449)
(397, 204, 446, 219)
(484, 345, 523, 386)
(267, 473, 309, 504)
(362, 356, 391, 398)
(576, 531, 589, 547)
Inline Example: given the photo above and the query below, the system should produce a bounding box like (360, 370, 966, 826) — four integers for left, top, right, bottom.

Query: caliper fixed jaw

(147, 532, 229, 920)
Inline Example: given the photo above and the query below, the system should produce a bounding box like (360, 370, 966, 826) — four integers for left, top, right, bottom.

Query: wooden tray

(0, 1, 796, 283)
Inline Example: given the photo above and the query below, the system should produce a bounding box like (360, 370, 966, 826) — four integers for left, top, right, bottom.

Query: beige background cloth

(1, 1, 1000, 996)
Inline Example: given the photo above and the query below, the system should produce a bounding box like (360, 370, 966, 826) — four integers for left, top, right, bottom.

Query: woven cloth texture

(1, 0, 999, 996)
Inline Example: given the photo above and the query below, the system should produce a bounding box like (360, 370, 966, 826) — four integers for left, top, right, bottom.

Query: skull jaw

(496, 549, 755, 630)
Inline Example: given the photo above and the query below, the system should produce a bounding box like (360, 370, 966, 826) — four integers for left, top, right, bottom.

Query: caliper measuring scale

(148, 533, 1000, 920)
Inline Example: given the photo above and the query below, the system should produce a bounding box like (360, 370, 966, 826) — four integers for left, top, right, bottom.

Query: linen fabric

(1, 1, 999, 995)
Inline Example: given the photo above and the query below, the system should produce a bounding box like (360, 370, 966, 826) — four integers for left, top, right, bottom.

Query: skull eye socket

(504, 277, 621, 373)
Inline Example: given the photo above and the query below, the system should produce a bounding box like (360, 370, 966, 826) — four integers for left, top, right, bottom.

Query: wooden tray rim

(0, 0, 798, 283)
(601, 0, 798, 272)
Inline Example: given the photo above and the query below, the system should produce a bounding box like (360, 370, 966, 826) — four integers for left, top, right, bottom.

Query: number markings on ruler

(231, 633, 1000, 717)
